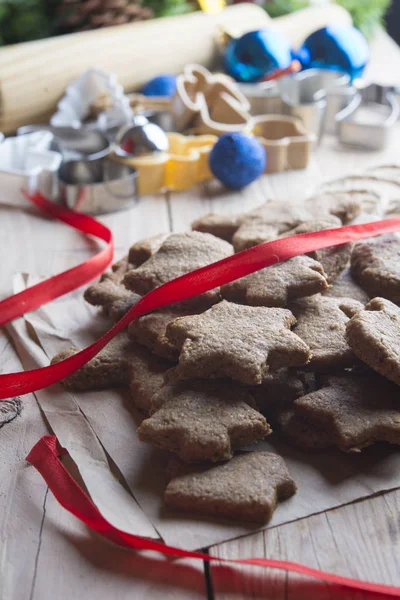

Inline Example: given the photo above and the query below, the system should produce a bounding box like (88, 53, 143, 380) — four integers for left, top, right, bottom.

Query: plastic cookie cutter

(112, 132, 217, 194)
(239, 68, 352, 141)
(0, 131, 62, 207)
(58, 157, 138, 215)
(335, 83, 400, 149)
(252, 115, 316, 173)
(171, 64, 253, 135)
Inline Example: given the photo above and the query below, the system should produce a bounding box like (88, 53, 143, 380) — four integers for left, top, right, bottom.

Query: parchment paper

(16, 275, 400, 551)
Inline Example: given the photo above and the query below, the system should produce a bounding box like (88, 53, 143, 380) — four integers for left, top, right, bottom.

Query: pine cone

(48, 0, 154, 34)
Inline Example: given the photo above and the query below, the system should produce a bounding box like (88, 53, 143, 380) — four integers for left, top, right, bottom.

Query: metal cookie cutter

(0, 131, 62, 206)
(239, 68, 352, 141)
(58, 157, 138, 215)
(336, 83, 400, 149)
(18, 125, 111, 160)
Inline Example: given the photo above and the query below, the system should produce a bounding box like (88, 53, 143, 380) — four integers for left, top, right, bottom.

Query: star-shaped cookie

(351, 237, 400, 302)
(290, 295, 363, 370)
(278, 373, 400, 451)
(138, 380, 270, 462)
(347, 297, 400, 386)
(165, 452, 296, 523)
(165, 300, 310, 385)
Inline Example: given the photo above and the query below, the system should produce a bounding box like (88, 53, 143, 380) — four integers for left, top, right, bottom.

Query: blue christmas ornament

(209, 132, 266, 190)
(141, 74, 177, 97)
(300, 25, 369, 80)
(224, 29, 294, 83)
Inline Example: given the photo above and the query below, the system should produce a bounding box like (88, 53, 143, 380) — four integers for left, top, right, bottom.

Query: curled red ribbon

(2, 192, 400, 596)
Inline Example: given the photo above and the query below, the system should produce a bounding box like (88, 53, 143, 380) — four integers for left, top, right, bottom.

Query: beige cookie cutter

(252, 115, 316, 174)
(171, 64, 253, 135)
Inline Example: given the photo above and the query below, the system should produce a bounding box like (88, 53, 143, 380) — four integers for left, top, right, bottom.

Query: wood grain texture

(209, 490, 400, 599)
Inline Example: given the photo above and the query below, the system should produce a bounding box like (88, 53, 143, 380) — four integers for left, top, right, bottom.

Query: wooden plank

(209, 489, 400, 599)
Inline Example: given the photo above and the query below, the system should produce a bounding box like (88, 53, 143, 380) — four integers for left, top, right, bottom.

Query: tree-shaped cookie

(138, 380, 270, 462)
(347, 297, 400, 385)
(290, 295, 363, 370)
(165, 300, 310, 385)
(165, 452, 296, 523)
(279, 373, 400, 451)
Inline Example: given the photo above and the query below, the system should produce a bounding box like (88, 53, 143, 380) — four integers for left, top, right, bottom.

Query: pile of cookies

(53, 181, 400, 524)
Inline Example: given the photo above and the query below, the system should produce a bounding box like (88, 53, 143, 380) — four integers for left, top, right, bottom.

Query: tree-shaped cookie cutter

(253, 115, 316, 174)
(172, 64, 253, 135)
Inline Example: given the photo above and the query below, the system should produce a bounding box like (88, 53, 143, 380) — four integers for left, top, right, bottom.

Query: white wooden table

(1, 30, 400, 600)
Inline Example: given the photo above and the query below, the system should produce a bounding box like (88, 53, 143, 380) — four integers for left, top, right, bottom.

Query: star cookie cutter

(112, 132, 217, 194)
(172, 64, 253, 135)
(0, 132, 62, 206)
(252, 115, 316, 173)
(336, 83, 400, 149)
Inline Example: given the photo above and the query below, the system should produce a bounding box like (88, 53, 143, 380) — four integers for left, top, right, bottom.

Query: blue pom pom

(141, 74, 177, 97)
(209, 133, 266, 190)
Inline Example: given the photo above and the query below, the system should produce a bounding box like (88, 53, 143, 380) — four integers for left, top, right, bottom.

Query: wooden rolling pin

(0, 3, 351, 133)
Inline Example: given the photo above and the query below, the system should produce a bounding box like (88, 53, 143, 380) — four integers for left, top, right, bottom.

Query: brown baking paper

(16, 274, 400, 551)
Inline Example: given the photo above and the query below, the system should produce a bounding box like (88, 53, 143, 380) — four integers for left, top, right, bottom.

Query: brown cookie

(304, 190, 367, 224)
(84, 258, 140, 321)
(128, 345, 172, 414)
(52, 332, 142, 391)
(250, 369, 306, 417)
(282, 218, 351, 284)
(138, 380, 270, 462)
(278, 373, 400, 451)
(165, 300, 310, 385)
(347, 297, 400, 386)
(128, 233, 169, 266)
(323, 266, 370, 304)
(123, 232, 233, 307)
(191, 212, 242, 242)
(351, 237, 400, 301)
(128, 306, 201, 362)
(221, 255, 328, 307)
(164, 452, 296, 523)
(289, 295, 363, 370)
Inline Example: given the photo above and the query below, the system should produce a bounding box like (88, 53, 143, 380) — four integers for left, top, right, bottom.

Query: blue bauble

(209, 133, 266, 190)
(141, 74, 177, 97)
(301, 25, 369, 80)
(224, 29, 293, 83)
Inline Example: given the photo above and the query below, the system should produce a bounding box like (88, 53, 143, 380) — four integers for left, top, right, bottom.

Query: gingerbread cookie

(165, 300, 310, 385)
(351, 237, 400, 301)
(84, 258, 140, 321)
(138, 380, 270, 462)
(290, 295, 363, 370)
(282, 218, 351, 284)
(250, 369, 305, 417)
(323, 267, 370, 304)
(129, 345, 172, 414)
(128, 233, 169, 266)
(123, 232, 233, 306)
(347, 297, 400, 386)
(304, 190, 368, 224)
(221, 255, 328, 307)
(128, 306, 201, 362)
(52, 332, 142, 391)
(191, 212, 242, 243)
(164, 452, 296, 523)
(279, 373, 400, 451)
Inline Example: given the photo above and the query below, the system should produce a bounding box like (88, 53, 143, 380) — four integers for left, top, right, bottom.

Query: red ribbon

(3, 192, 400, 596)
(27, 435, 400, 597)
